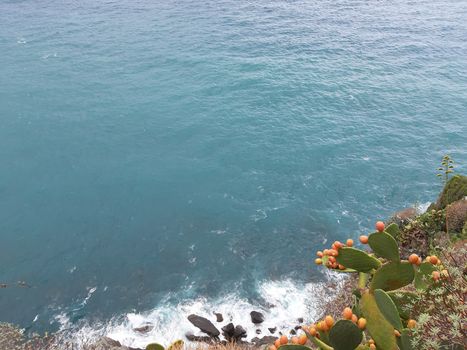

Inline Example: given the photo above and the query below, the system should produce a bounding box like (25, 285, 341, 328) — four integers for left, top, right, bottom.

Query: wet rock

(268, 327, 277, 334)
(234, 325, 247, 339)
(256, 329, 262, 335)
(185, 332, 213, 343)
(251, 336, 277, 346)
(290, 329, 296, 335)
(187, 314, 220, 337)
(294, 325, 302, 330)
(222, 323, 235, 338)
(133, 324, 153, 334)
(250, 311, 265, 324)
(297, 317, 304, 323)
(214, 312, 224, 322)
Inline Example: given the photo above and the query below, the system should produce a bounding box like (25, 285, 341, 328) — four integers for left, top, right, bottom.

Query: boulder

(297, 317, 304, 323)
(87, 337, 144, 350)
(221, 323, 235, 339)
(187, 314, 220, 337)
(268, 327, 277, 334)
(251, 336, 277, 346)
(250, 311, 264, 324)
(214, 312, 223, 322)
(233, 325, 247, 340)
(133, 324, 153, 334)
(185, 332, 213, 343)
(221, 323, 247, 342)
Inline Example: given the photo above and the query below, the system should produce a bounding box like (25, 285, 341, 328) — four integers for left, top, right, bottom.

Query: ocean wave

(58, 277, 345, 349)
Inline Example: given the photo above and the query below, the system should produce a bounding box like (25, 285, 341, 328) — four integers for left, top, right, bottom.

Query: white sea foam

(415, 201, 431, 214)
(59, 277, 345, 349)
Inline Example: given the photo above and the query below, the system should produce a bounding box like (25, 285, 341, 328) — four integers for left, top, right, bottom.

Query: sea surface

(0, 0, 466, 347)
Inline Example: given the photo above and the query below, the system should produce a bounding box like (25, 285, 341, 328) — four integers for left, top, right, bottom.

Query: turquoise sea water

(0, 0, 466, 346)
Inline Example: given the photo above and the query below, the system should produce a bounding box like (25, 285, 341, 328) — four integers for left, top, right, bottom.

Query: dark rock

(91, 337, 145, 350)
(297, 317, 304, 323)
(268, 327, 277, 334)
(187, 314, 220, 337)
(222, 323, 247, 342)
(290, 329, 296, 335)
(133, 324, 153, 334)
(214, 312, 224, 322)
(221, 323, 235, 338)
(256, 329, 261, 334)
(185, 332, 213, 343)
(251, 336, 277, 346)
(250, 311, 265, 324)
(234, 325, 247, 339)
(294, 325, 302, 330)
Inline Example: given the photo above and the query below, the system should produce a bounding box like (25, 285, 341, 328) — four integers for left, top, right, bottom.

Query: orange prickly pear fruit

(269, 345, 277, 350)
(376, 221, 385, 232)
(346, 239, 353, 247)
(329, 249, 339, 257)
(280, 335, 288, 345)
(274, 339, 281, 348)
(338, 264, 346, 270)
(321, 320, 330, 332)
(359, 235, 369, 244)
(329, 256, 336, 263)
(357, 317, 366, 330)
(342, 307, 352, 320)
(429, 256, 439, 265)
(323, 249, 329, 256)
(315, 258, 322, 265)
(298, 334, 307, 345)
(325, 315, 334, 328)
(316, 321, 323, 331)
(291, 336, 299, 344)
(309, 326, 317, 336)
(417, 256, 422, 265)
(408, 254, 419, 264)
(432, 271, 440, 281)
(317, 251, 323, 258)
(394, 330, 401, 337)
(407, 319, 417, 329)
(369, 344, 376, 350)
(351, 314, 358, 323)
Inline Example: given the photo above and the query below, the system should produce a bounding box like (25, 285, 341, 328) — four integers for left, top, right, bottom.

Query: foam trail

(61, 277, 345, 349)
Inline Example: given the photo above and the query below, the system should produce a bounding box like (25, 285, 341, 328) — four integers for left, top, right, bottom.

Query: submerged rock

(187, 314, 220, 337)
(250, 311, 264, 324)
(133, 324, 153, 334)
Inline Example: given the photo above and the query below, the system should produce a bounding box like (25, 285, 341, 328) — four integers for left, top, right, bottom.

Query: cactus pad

(368, 231, 400, 261)
(146, 344, 165, 350)
(279, 346, 314, 350)
(396, 329, 414, 350)
(328, 320, 363, 350)
(370, 261, 414, 291)
(335, 247, 381, 272)
(360, 292, 397, 350)
(374, 289, 403, 330)
(385, 223, 400, 239)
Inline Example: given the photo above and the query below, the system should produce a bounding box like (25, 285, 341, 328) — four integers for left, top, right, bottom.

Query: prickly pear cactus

(368, 231, 400, 261)
(360, 292, 397, 350)
(328, 320, 363, 350)
(370, 261, 414, 291)
(374, 289, 403, 331)
(146, 343, 165, 350)
(335, 247, 381, 272)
